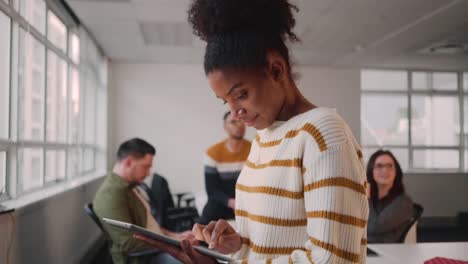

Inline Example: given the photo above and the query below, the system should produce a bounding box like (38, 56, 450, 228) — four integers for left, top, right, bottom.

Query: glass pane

(45, 150, 65, 182)
(361, 70, 407, 91)
(67, 147, 79, 178)
(46, 52, 67, 142)
(69, 33, 80, 64)
(0, 152, 6, 195)
(464, 73, 468, 92)
(412, 72, 457, 91)
(0, 12, 10, 139)
(413, 149, 459, 170)
(18, 148, 43, 191)
(412, 72, 430, 90)
(361, 95, 408, 145)
(412, 96, 459, 146)
(84, 73, 96, 144)
(363, 147, 409, 172)
(18, 30, 45, 140)
(81, 148, 94, 172)
(69, 67, 80, 143)
(47, 11, 67, 53)
(433, 72, 457, 91)
(19, 0, 46, 35)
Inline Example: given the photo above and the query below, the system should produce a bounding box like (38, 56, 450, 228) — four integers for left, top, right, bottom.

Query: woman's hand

(135, 235, 218, 264)
(192, 219, 241, 254)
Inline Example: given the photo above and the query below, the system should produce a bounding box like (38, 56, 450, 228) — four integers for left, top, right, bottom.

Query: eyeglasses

(373, 163, 395, 170)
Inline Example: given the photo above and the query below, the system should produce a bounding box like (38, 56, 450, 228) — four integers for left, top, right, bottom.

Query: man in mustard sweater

(199, 112, 251, 224)
(93, 138, 192, 264)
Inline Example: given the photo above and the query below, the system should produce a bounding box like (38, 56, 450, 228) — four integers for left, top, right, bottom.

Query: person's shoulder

(297, 107, 350, 149)
(206, 140, 226, 159)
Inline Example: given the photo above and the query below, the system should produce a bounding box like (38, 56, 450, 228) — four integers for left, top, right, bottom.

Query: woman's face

(372, 154, 397, 188)
(207, 67, 285, 130)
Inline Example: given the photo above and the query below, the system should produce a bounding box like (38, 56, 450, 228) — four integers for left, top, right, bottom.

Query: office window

(45, 150, 66, 182)
(0, 152, 6, 196)
(47, 11, 67, 53)
(18, 30, 45, 141)
(46, 51, 67, 142)
(0, 11, 10, 139)
(361, 70, 467, 172)
(0, 0, 107, 200)
(411, 96, 459, 146)
(69, 66, 80, 143)
(361, 70, 407, 91)
(464, 73, 468, 91)
(18, 148, 44, 192)
(361, 95, 408, 146)
(19, 0, 46, 35)
(69, 33, 80, 64)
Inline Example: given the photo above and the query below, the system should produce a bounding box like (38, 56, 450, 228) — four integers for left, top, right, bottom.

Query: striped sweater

(204, 139, 251, 205)
(232, 107, 369, 264)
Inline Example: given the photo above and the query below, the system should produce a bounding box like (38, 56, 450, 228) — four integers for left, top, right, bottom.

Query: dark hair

(223, 111, 231, 122)
(188, 0, 300, 76)
(366, 150, 405, 205)
(116, 138, 156, 161)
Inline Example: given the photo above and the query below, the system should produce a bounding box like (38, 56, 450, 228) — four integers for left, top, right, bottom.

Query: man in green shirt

(93, 138, 192, 264)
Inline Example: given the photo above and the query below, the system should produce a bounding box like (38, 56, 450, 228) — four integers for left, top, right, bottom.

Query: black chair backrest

(398, 203, 424, 242)
(84, 203, 112, 242)
(149, 173, 176, 226)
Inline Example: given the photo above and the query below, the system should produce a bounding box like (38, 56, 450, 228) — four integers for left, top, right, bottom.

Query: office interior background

(0, 0, 467, 263)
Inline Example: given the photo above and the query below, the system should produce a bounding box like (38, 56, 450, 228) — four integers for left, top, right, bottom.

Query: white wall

(108, 63, 468, 217)
(108, 63, 361, 202)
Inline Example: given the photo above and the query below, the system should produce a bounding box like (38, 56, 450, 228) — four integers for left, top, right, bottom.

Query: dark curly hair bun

(188, 0, 300, 75)
(188, 0, 299, 42)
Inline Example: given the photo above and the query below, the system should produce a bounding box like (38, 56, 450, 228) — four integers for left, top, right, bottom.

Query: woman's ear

(266, 51, 287, 82)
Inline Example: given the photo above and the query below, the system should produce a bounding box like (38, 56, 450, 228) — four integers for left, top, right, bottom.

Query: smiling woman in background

(366, 150, 414, 243)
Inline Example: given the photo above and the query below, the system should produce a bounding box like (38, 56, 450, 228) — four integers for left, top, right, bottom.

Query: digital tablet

(102, 218, 234, 263)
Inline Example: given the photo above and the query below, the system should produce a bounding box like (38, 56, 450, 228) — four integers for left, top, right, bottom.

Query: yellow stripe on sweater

(306, 211, 367, 228)
(236, 184, 304, 199)
(245, 159, 302, 170)
(310, 237, 360, 263)
(304, 177, 366, 195)
(255, 123, 328, 152)
(242, 237, 306, 255)
(236, 209, 307, 227)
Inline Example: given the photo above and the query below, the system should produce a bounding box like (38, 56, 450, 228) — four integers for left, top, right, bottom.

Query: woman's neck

(225, 137, 243, 153)
(276, 81, 315, 121)
(377, 184, 393, 199)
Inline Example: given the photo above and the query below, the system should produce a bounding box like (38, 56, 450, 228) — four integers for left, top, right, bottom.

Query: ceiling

(66, 0, 468, 70)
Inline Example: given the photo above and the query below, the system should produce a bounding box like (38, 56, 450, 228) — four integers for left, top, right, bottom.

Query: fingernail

(209, 242, 214, 249)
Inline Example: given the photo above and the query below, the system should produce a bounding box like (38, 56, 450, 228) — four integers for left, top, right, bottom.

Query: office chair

(141, 173, 200, 232)
(399, 203, 424, 243)
(83, 203, 161, 264)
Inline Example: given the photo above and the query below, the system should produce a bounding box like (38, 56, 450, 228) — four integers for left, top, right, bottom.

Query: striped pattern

(245, 159, 302, 170)
(310, 237, 360, 263)
(306, 211, 367, 228)
(361, 238, 367, 245)
(242, 237, 306, 255)
(233, 108, 368, 263)
(236, 209, 307, 227)
(255, 123, 328, 152)
(304, 177, 366, 195)
(236, 184, 304, 199)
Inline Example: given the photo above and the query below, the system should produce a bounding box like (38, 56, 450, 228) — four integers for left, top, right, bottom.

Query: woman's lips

(244, 114, 258, 127)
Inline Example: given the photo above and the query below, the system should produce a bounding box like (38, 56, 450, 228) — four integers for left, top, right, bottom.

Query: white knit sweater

(232, 107, 369, 264)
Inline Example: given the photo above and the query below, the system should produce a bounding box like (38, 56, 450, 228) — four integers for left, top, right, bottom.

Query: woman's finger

(202, 221, 217, 244)
(192, 223, 206, 241)
(210, 219, 230, 248)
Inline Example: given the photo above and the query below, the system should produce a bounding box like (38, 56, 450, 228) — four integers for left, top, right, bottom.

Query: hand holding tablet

(102, 218, 234, 263)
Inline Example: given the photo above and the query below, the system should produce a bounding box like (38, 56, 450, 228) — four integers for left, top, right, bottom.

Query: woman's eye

(237, 92, 247, 100)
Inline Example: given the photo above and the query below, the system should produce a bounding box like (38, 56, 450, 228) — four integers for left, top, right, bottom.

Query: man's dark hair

(116, 138, 156, 161)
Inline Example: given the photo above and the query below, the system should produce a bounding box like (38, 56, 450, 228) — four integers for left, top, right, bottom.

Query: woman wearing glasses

(366, 150, 414, 243)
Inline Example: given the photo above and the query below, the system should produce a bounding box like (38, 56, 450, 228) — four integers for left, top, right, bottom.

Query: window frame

(361, 69, 466, 173)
